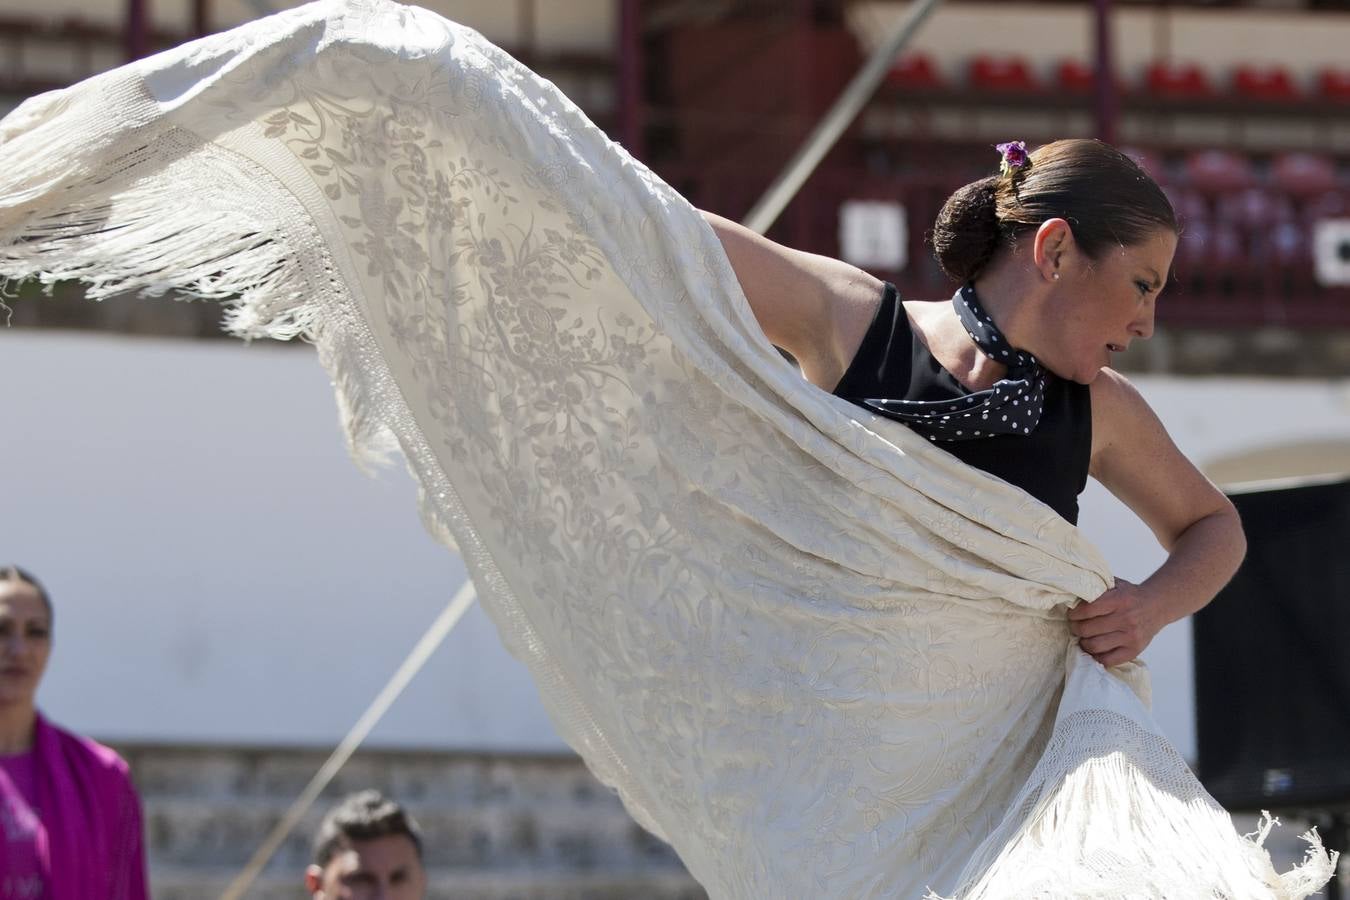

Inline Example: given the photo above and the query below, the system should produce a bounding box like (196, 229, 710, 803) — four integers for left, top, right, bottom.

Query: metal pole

(792, 0, 814, 249)
(1094, 0, 1118, 145)
(617, 0, 645, 158)
(124, 0, 149, 61)
(519, 0, 536, 60)
(221, 582, 479, 900)
(741, 0, 944, 235)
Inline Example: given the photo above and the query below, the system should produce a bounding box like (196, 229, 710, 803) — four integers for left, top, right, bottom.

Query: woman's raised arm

(701, 210, 883, 390)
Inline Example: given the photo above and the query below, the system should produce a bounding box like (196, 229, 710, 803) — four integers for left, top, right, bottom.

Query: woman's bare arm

(1069, 368, 1247, 667)
(701, 210, 883, 390)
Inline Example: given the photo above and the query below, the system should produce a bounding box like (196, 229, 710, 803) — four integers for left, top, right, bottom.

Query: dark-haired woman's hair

(930, 139, 1177, 284)
(1, 566, 52, 627)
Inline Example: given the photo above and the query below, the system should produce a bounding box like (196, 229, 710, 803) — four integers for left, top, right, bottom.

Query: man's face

(305, 835, 427, 900)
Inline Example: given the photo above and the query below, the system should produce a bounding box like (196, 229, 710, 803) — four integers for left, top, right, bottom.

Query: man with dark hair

(305, 789, 427, 900)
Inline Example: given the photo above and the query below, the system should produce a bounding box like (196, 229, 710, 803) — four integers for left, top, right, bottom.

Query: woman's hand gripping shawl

(0, 2, 1333, 896)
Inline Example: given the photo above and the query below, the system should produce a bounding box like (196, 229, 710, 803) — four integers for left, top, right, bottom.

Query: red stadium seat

(1121, 146, 1169, 185)
(1165, 186, 1211, 224)
(1213, 224, 1244, 267)
(969, 55, 1039, 93)
(1217, 187, 1294, 229)
(1057, 59, 1124, 96)
(1270, 220, 1310, 268)
(1317, 67, 1350, 102)
(1178, 217, 1243, 280)
(1178, 219, 1211, 267)
(1178, 215, 1254, 295)
(1232, 65, 1299, 102)
(1145, 61, 1215, 99)
(1306, 192, 1350, 221)
(1270, 152, 1337, 199)
(1056, 59, 1094, 93)
(886, 54, 943, 91)
(1178, 220, 1242, 268)
(1184, 150, 1255, 193)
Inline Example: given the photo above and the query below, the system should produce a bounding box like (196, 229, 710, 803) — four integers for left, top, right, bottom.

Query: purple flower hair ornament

(996, 140, 1029, 178)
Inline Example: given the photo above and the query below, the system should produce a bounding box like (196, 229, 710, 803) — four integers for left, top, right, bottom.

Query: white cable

(742, 0, 945, 235)
(221, 579, 479, 900)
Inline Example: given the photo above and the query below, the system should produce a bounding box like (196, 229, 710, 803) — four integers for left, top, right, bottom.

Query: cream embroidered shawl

(0, 2, 1334, 896)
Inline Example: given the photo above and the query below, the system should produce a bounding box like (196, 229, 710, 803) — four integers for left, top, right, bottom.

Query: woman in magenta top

(0, 566, 149, 900)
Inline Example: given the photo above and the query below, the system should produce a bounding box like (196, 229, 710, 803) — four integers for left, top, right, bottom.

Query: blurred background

(2, 0, 1350, 897)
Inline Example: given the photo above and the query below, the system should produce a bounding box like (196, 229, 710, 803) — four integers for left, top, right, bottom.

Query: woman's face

(0, 580, 51, 708)
(1040, 227, 1177, 384)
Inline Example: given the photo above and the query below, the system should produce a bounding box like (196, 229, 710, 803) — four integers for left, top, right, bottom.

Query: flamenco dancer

(709, 137, 1231, 672)
(0, 2, 1334, 896)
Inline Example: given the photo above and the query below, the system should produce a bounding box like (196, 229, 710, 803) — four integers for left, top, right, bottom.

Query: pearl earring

(1052, 272, 1060, 280)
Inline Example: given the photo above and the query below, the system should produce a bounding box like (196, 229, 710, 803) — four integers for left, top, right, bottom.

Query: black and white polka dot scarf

(858, 283, 1048, 442)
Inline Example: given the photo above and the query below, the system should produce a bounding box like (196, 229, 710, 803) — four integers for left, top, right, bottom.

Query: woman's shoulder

(39, 715, 133, 781)
(1088, 367, 1162, 461)
(1089, 367, 1149, 414)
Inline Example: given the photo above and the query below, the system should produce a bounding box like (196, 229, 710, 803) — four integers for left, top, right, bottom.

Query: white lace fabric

(0, 2, 1334, 896)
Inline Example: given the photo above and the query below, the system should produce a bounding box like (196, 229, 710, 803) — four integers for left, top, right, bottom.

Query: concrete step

(143, 797, 682, 870)
(150, 866, 707, 900)
(122, 747, 610, 808)
(117, 744, 701, 892)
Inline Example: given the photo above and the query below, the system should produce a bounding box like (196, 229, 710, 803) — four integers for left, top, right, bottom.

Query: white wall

(1, 329, 566, 751)
(4, 329, 1348, 761)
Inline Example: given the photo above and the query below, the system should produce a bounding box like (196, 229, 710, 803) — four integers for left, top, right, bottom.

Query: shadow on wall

(1206, 439, 1350, 488)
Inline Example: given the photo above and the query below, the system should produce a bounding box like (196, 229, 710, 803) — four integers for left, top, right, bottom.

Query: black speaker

(1193, 477, 1350, 812)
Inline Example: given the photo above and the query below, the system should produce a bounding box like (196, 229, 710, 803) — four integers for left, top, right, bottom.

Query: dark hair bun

(926, 140, 1178, 286)
(930, 175, 1000, 284)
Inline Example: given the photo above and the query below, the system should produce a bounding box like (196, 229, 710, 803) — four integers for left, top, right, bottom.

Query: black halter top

(831, 283, 1092, 523)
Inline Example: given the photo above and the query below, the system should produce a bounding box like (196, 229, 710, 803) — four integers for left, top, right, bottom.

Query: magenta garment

(26, 714, 148, 900)
(0, 750, 46, 898)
